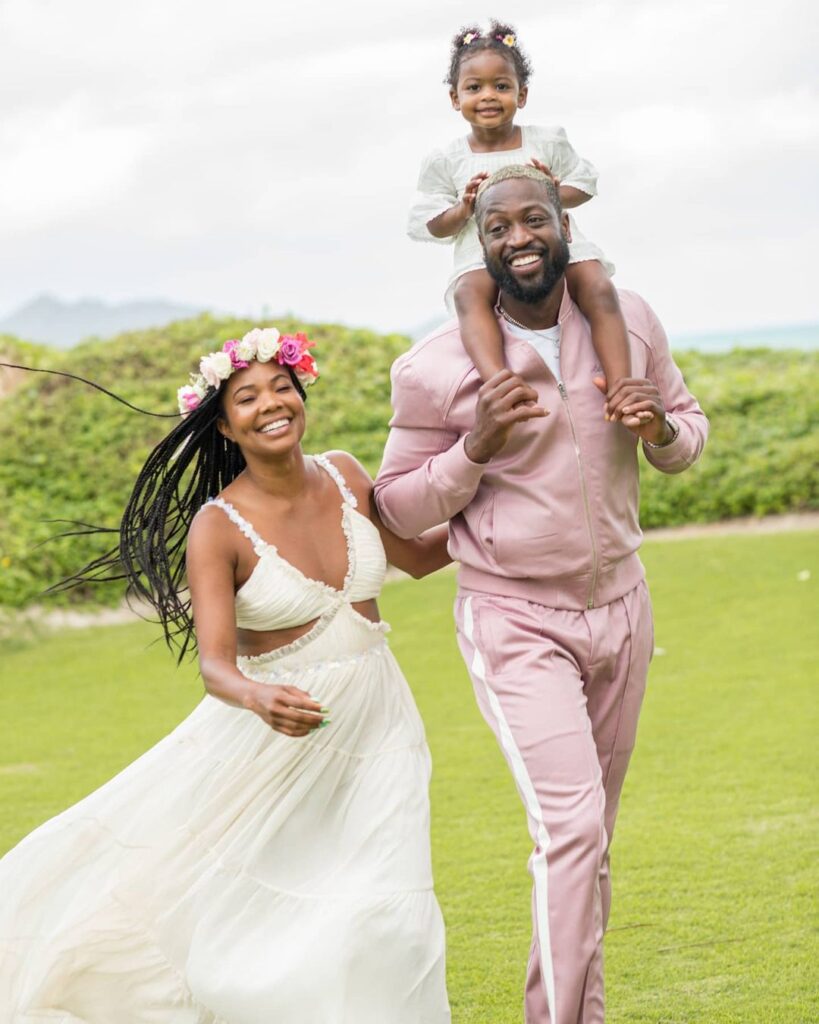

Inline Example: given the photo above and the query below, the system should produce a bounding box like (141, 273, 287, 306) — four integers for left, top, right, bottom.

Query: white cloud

(0, 99, 153, 230)
(0, 0, 817, 334)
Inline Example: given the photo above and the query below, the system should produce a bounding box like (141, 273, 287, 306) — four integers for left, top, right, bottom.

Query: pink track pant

(454, 581, 654, 1024)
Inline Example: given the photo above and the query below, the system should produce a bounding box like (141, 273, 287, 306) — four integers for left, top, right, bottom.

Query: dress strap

(313, 454, 358, 509)
(205, 498, 269, 557)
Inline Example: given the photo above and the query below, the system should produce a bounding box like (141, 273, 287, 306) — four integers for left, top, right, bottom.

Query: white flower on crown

(200, 351, 233, 387)
(254, 328, 281, 363)
(236, 332, 258, 362)
(190, 374, 208, 399)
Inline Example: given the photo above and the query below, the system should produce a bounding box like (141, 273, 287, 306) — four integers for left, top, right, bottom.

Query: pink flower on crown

(222, 338, 249, 370)
(276, 334, 305, 366)
(177, 385, 202, 415)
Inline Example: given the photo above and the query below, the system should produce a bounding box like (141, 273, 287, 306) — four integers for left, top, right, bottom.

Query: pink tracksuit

(374, 285, 708, 1023)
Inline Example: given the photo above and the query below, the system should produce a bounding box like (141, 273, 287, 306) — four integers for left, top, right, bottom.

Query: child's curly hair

(445, 20, 534, 88)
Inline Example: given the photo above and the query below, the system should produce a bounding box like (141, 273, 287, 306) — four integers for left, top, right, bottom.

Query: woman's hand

(245, 682, 328, 737)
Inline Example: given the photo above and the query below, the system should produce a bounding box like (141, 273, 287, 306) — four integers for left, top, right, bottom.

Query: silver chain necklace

(498, 305, 556, 334)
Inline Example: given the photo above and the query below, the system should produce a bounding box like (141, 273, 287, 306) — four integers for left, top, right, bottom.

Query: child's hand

(460, 172, 489, 215)
(593, 376, 660, 433)
(529, 158, 561, 188)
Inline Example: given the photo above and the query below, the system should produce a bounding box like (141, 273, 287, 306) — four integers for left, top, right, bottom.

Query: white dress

(0, 454, 450, 1024)
(407, 124, 615, 311)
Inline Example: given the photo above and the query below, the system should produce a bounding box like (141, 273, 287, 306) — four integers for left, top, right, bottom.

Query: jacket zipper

(558, 381, 598, 609)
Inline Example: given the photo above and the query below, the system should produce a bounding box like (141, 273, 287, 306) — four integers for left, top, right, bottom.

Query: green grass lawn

(1, 530, 817, 1022)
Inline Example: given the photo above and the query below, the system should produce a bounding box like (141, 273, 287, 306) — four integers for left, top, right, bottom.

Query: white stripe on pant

(463, 596, 558, 1023)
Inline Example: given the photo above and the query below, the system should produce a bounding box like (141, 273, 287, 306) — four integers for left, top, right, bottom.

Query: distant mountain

(671, 321, 819, 353)
(0, 295, 205, 349)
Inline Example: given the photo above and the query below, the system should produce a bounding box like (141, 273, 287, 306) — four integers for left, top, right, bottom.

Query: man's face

(478, 178, 571, 304)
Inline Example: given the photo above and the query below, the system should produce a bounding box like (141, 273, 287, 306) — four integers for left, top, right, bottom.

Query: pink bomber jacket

(373, 285, 709, 610)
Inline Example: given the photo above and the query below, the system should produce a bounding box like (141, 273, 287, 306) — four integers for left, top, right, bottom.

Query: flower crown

(460, 30, 516, 48)
(177, 327, 318, 416)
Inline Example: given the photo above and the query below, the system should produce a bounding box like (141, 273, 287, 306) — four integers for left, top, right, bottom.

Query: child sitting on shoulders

(409, 20, 641, 420)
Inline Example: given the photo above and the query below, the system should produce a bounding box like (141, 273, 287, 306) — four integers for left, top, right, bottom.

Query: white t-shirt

(502, 319, 562, 381)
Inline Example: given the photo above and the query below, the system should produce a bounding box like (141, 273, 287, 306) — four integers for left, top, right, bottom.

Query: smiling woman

(0, 328, 453, 1023)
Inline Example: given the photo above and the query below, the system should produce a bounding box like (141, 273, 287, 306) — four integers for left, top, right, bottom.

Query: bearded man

(374, 165, 708, 1023)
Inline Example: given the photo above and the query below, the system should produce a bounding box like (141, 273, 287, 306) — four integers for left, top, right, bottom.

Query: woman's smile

(257, 417, 292, 436)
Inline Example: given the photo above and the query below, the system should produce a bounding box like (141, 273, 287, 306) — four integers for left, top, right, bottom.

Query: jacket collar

(557, 279, 575, 325)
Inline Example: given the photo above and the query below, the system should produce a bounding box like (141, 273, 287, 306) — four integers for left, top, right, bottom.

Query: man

(374, 165, 708, 1023)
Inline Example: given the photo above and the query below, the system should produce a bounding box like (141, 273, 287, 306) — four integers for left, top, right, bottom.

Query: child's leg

(565, 261, 646, 420)
(454, 269, 505, 382)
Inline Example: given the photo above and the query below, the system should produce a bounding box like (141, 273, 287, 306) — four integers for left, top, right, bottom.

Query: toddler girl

(409, 20, 635, 418)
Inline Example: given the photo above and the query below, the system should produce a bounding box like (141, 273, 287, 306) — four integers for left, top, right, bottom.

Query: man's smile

(506, 249, 545, 273)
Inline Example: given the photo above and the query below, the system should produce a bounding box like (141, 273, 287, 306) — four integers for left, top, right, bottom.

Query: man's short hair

(475, 165, 562, 228)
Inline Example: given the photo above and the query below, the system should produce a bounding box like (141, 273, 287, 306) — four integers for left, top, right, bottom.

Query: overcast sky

(1, 0, 816, 336)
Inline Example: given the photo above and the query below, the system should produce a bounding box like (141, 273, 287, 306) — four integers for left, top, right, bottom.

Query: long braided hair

(2, 360, 306, 661)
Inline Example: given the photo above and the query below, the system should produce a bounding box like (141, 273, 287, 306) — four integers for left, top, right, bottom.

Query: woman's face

(217, 360, 306, 459)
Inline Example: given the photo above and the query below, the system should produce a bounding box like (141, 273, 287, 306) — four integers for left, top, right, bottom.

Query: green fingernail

(319, 720, 332, 728)
(320, 707, 331, 713)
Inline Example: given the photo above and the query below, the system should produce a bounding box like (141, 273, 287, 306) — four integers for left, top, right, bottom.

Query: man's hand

(465, 370, 548, 464)
(593, 376, 672, 445)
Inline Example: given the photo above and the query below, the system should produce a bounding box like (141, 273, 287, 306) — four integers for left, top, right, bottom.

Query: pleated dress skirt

(0, 610, 450, 1023)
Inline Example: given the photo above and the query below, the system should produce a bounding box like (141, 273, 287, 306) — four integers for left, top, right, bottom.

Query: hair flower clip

(498, 33, 516, 47)
(462, 31, 480, 46)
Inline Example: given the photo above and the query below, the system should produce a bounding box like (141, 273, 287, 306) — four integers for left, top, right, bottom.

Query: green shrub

(0, 321, 816, 609)
(0, 316, 406, 608)
(639, 349, 819, 526)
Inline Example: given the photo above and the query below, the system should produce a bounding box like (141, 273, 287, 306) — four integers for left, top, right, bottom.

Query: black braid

(445, 19, 533, 88)
(0, 362, 179, 417)
(10, 361, 306, 662)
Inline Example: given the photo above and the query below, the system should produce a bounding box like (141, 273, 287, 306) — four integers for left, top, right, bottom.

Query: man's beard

(484, 236, 571, 304)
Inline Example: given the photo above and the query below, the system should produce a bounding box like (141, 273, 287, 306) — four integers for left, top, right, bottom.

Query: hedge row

(0, 317, 816, 608)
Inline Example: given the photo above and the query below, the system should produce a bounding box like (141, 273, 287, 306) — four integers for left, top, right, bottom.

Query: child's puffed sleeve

(532, 125, 599, 197)
(407, 149, 458, 244)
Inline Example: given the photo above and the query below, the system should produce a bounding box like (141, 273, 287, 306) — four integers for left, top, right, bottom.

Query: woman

(0, 328, 452, 1023)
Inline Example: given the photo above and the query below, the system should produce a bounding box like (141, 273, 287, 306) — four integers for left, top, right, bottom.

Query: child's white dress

(408, 124, 614, 311)
(0, 455, 450, 1024)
